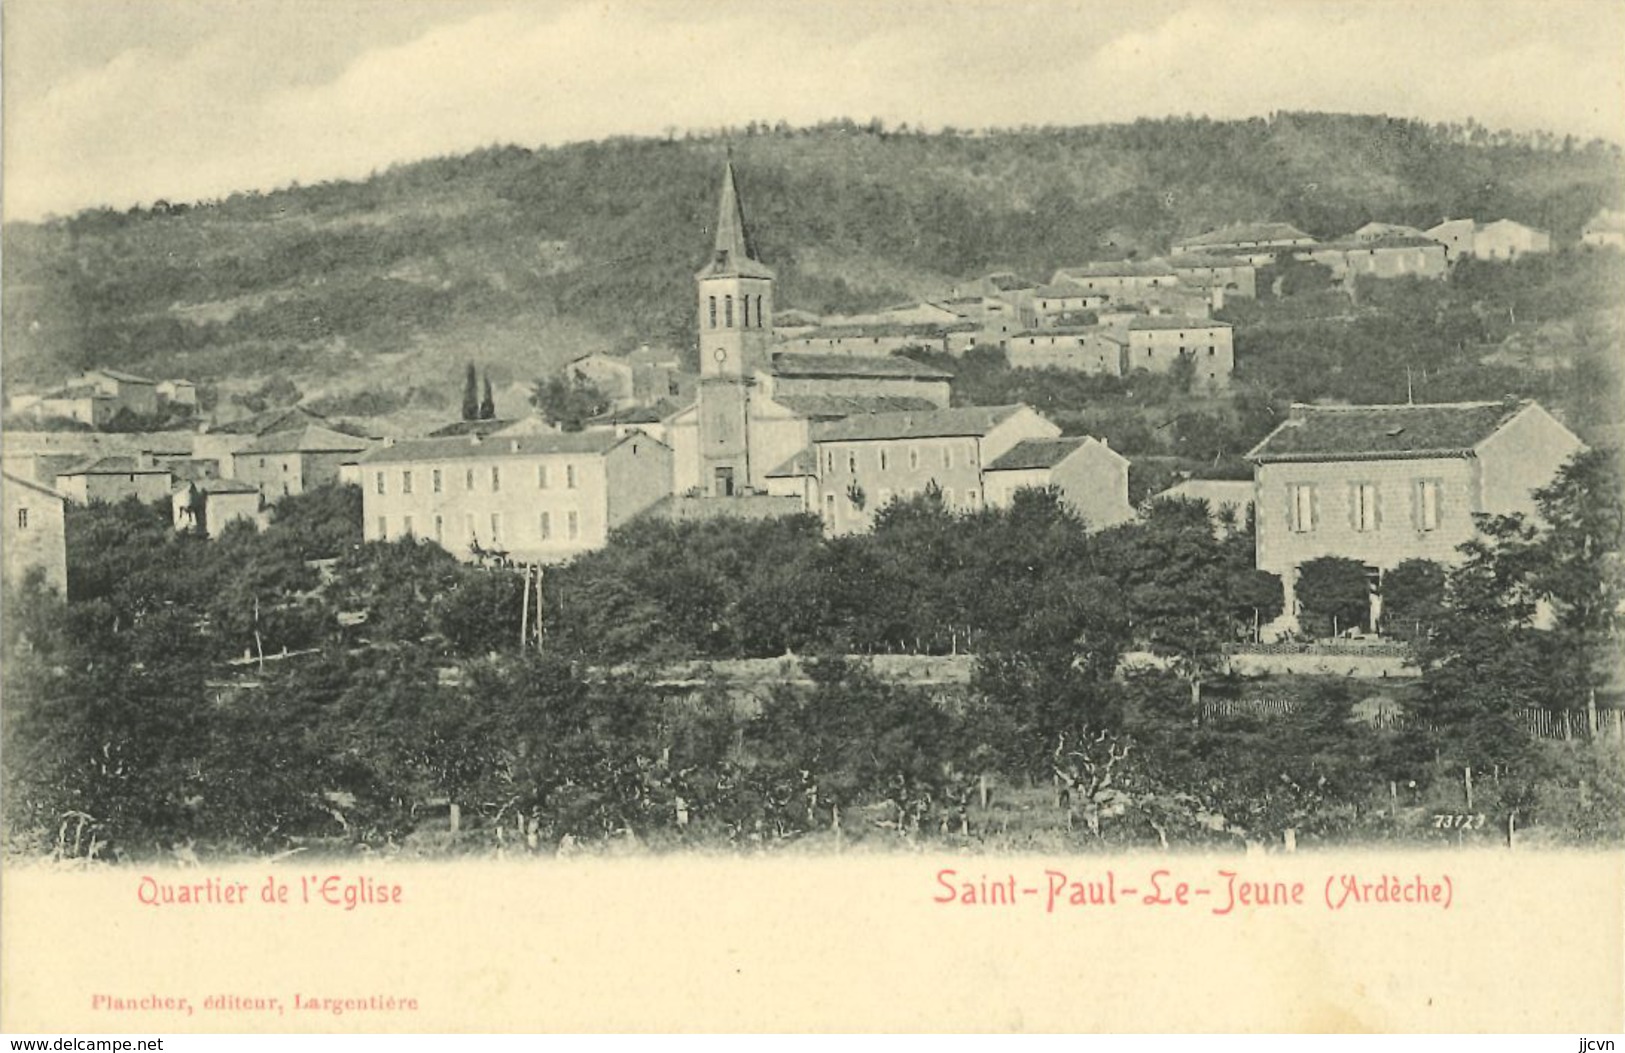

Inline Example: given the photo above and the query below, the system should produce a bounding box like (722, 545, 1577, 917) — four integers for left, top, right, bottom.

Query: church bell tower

(695, 161, 774, 497)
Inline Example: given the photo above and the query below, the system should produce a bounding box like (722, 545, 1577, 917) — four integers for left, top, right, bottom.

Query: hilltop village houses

(0, 159, 1588, 638)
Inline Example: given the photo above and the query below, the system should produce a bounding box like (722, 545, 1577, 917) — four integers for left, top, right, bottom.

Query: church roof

(695, 162, 775, 281)
(813, 404, 1030, 443)
(769, 353, 952, 380)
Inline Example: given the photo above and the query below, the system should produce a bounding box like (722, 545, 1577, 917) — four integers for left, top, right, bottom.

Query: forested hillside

(4, 112, 1621, 417)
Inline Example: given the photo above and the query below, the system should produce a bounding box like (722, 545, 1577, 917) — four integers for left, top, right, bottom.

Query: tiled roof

(813, 404, 1030, 443)
(41, 385, 116, 401)
(1008, 327, 1123, 341)
(1127, 316, 1232, 331)
(765, 447, 815, 478)
(1246, 401, 1534, 463)
(427, 419, 518, 438)
(1169, 253, 1255, 269)
(769, 353, 953, 379)
(1034, 281, 1095, 298)
(174, 477, 260, 496)
(358, 430, 630, 465)
(1175, 222, 1314, 247)
(207, 406, 331, 436)
(57, 456, 171, 476)
(237, 424, 371, 455)
(2, 470, 66, 500)
(1056, 258, 1176, 279)
(87, 368, 156, 384)
(985, 436, 1094, 471)
(771, 395, 939, 419)
(792, 321, 977, 340)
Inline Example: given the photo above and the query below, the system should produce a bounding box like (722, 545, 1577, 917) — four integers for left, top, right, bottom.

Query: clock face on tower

(713, 348, 728, 363)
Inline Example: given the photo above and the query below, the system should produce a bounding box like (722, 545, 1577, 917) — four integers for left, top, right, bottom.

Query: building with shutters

(1245, 400, 1584, 632)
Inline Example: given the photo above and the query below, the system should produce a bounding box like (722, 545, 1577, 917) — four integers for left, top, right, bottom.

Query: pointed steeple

(697, 161, 774, 279)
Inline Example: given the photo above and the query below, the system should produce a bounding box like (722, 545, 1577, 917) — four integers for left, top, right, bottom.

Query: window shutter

(1310, 486, 1320, 531)
(1373, 484, 1383, 530)
(1410, 481, 1421, 531)
(1286, 484, 1296, 531)
(1347, 484, 1358, 530)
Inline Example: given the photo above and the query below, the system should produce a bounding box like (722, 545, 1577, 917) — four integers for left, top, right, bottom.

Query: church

(663, 163, 951, 504)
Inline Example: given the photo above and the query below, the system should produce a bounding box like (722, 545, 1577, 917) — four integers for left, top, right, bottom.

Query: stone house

(231, 424, 372, 500)
(1124, 317, 1234, 389)
(1426, 218, 1551, 262)
(1005, 329, 1126, 375)
(172, 478, 266, 539)
(1581, 209, 1625, 250)
(358, 430, 673, 563)
(2, 471, 68, 593)
(1245, 400, 1585, 632)
(982, 436, 1135, 529)
(83, 369, 160, 416)
(786, 404, 1062, 535)
(53, 456, 174, 504)
(1171, 223, 1317, 264)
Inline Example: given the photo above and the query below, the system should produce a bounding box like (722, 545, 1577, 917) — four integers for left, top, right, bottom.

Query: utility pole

(520, 564, 531, 650)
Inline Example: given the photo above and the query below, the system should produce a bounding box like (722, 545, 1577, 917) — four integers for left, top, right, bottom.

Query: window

(1418, 481, 1440, 531)
(432, 469, 443, 493)
(565, 464, 577, 489)
(402, 515, 414, 537)
(965, 489, 979, 508)
(402, 470, 413, 495)
(375, 471, 385, 495)
(466, 468, 475, 491)
(538, 464, 550, 489)
(725, 295, 734, 327)
(539, 511, 552, 540)
(708, 297, 717, 328)
(848, 452, 857, 474)
(491, 465, 501, 492)
(1353, 483, 1378, 532)
(259, 458, 266, 468)
(743, 296, 750, 328)
(1290, 484, 1315, 533)
(756, 295, 764, 328)
(434, 515, 443, 541)
(16, 508, 28, 530)
(566, 511, 579, 540)
(377, 516, 387, 537)
(908, 447, 919, 470)
(490, 513, 502, 542)
(827, 450, 836, 472)
(879, 450, 889, 471)
(942, 446, 952, 469)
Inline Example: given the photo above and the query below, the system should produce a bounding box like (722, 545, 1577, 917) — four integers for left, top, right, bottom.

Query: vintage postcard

(2, 0, 1622, 1036)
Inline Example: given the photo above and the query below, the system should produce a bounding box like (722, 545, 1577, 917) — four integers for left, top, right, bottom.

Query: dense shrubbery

(3, 453, 1619, 859)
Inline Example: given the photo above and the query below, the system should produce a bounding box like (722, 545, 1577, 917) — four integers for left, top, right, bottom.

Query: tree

(462, 363, 479, 421)
(1380, 559, 1448, 642)
(1295, 556, 1371, 637)
(530, 375, 611, 432)
(479, 374, 496, 420)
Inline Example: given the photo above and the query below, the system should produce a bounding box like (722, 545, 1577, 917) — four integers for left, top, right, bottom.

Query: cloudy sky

(5, 0, 1623, 220)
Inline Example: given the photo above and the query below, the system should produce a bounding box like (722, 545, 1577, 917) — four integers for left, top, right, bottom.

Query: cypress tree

(480, 374, 496, 420)
(461, 363, 479, 421)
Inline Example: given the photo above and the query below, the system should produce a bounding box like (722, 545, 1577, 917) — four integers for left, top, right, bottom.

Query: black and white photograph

(1, 0, 1622, 1036)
